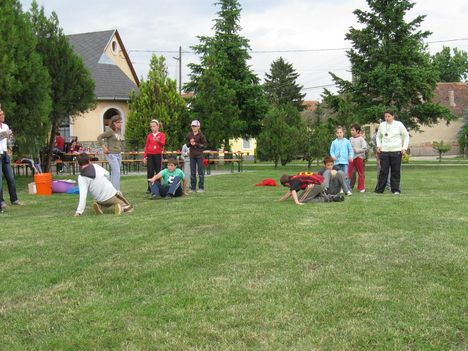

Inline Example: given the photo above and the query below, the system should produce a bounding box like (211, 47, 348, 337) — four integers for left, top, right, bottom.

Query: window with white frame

(242, 138, 251, 149)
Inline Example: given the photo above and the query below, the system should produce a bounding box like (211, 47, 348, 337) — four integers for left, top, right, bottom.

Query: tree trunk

(42, 121, 59, 173)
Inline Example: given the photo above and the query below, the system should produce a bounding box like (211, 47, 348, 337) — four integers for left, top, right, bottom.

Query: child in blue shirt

(148, 158, 185, 200)
(330, 126, 354, 176)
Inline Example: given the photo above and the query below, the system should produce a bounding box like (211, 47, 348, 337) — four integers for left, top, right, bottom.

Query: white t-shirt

(76, 164, 117, 214)
(0, 123, 10, 153)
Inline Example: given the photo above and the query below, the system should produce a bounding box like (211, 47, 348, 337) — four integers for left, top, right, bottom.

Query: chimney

(448, 90, 456, 107)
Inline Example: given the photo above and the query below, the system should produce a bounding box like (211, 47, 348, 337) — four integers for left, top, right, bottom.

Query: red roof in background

(433, 82, 468, 117)
(303, 100, 319, 111)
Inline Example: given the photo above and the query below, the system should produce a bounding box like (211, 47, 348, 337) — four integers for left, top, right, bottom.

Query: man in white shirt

(74, 153, 133, 216)
(0, 106, 23, 213)
(374, 110, 410, 194)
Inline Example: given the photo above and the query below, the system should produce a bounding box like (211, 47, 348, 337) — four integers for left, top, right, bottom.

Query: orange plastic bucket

(34, 173, 53, 196)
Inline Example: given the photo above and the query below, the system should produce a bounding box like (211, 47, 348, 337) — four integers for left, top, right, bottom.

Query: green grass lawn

(1, 165, 467, 350)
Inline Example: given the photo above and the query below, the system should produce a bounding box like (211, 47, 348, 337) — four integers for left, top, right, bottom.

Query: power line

(303, 84, 336, 90)
(127, 37, 468, 54)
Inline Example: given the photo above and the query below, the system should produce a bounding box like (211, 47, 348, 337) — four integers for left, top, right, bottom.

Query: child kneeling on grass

(279, 172, 345, 206)
(148, 158, 185, 200)
(74, 153, 133, 216)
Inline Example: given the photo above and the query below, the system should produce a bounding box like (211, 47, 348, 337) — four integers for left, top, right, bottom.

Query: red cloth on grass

(255, 178, 277, 186)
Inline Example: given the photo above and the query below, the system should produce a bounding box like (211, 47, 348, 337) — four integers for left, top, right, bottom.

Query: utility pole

(173, 46, 182, 94)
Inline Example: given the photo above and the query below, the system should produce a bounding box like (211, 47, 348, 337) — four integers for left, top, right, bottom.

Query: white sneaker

(359, 189, 365, 193)
(346, 191, 352, 196)
(197, 189, 205, 193)
(393, 192, 400, 195)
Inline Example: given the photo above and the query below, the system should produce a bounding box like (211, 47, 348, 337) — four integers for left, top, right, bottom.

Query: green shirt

(159, 168, 184, 186)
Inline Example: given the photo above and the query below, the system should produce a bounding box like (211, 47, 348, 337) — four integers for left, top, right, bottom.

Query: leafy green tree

(458, 109, 468, 155)
(0, 0, 51, 157)
(126, 55, 187, 150)
(28, 1, 95, 171)
(303, 103, 334, 168)
(256, 104, 306, 167)
(264, 57, 305, 111)
(326, 0, 455, 131)
(186, 0, 268, 147)
(322, 92, 358, 133)
(432, 46, 468, 82)
(432, 140, 451, 162)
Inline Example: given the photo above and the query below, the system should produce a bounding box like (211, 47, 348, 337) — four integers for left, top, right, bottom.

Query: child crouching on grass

(148, 158, 185, 200)
(74, 153, 133, 216)
(279, 172, 344, 205)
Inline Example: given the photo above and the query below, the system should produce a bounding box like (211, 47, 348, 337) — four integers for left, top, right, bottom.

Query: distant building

(410, 82, 467, 156)
(59, 29, 139, 145)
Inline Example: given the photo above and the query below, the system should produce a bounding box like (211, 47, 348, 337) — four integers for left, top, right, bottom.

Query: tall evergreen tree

(125, 55, 187, 150)
(186, 0, 268, 148)
(432, 46, 468, 82)
(326, 0, 455, 130)
(256, 104, 306, 167)
(28, 1, 95, 170)
(189, 58, 240, 150)
(0, 0, 51, 156)
(264, 57, 305, 110)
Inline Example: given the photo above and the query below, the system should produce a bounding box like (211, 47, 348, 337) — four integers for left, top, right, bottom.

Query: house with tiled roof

(57, 29, 139, 145)
(410, 82, 467, 155)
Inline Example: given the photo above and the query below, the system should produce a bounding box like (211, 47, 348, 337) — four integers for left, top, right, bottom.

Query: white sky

(19, 0, 468, 101)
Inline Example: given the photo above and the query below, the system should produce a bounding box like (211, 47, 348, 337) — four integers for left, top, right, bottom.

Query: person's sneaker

(197, 189, 205, 193)
(151, 195, 162, 200)
(164, 195, 173, 200)
(114, 203, 123, 215)
(359, 189, 366, 193)
(188, 189, 195, 193)
(323, 194, 332, 202)
(346, 191, 352, 196)
(12, 200, 24, 206)
(333, 195, 345, 202)
(123, 205, 134, 213)
(93, 202, 104, 215)
(393, 192, 400, 195)
(1, 201, 7, 210)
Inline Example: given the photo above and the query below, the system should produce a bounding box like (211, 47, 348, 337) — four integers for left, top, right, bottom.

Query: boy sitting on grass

(279, 172, 344, 205)
(148, 158, 185, 200)
(74, 153, 133, 216)
(318, 156, 353, 196)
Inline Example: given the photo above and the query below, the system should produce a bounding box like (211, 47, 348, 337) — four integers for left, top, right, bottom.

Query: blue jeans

(0, 153, 18, 204)
(150, 176, 183, 197)
(106, 153, 121, 190)
(190, 157, 204, 190)
(0, 154, 3, 202)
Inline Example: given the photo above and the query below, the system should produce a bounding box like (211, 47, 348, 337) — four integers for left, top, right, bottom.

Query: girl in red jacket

(143, 119, 166, 192)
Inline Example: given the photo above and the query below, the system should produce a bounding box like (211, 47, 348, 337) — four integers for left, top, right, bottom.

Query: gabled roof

(67, 29, 139, 101)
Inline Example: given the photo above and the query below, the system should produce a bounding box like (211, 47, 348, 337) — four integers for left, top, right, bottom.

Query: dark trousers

(146, 154, 162, 191)
(190, 157, 204, 190)
(0, 154, 18, 204)
(375, 151, 402, 193)
(150, 176, 183, 197)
